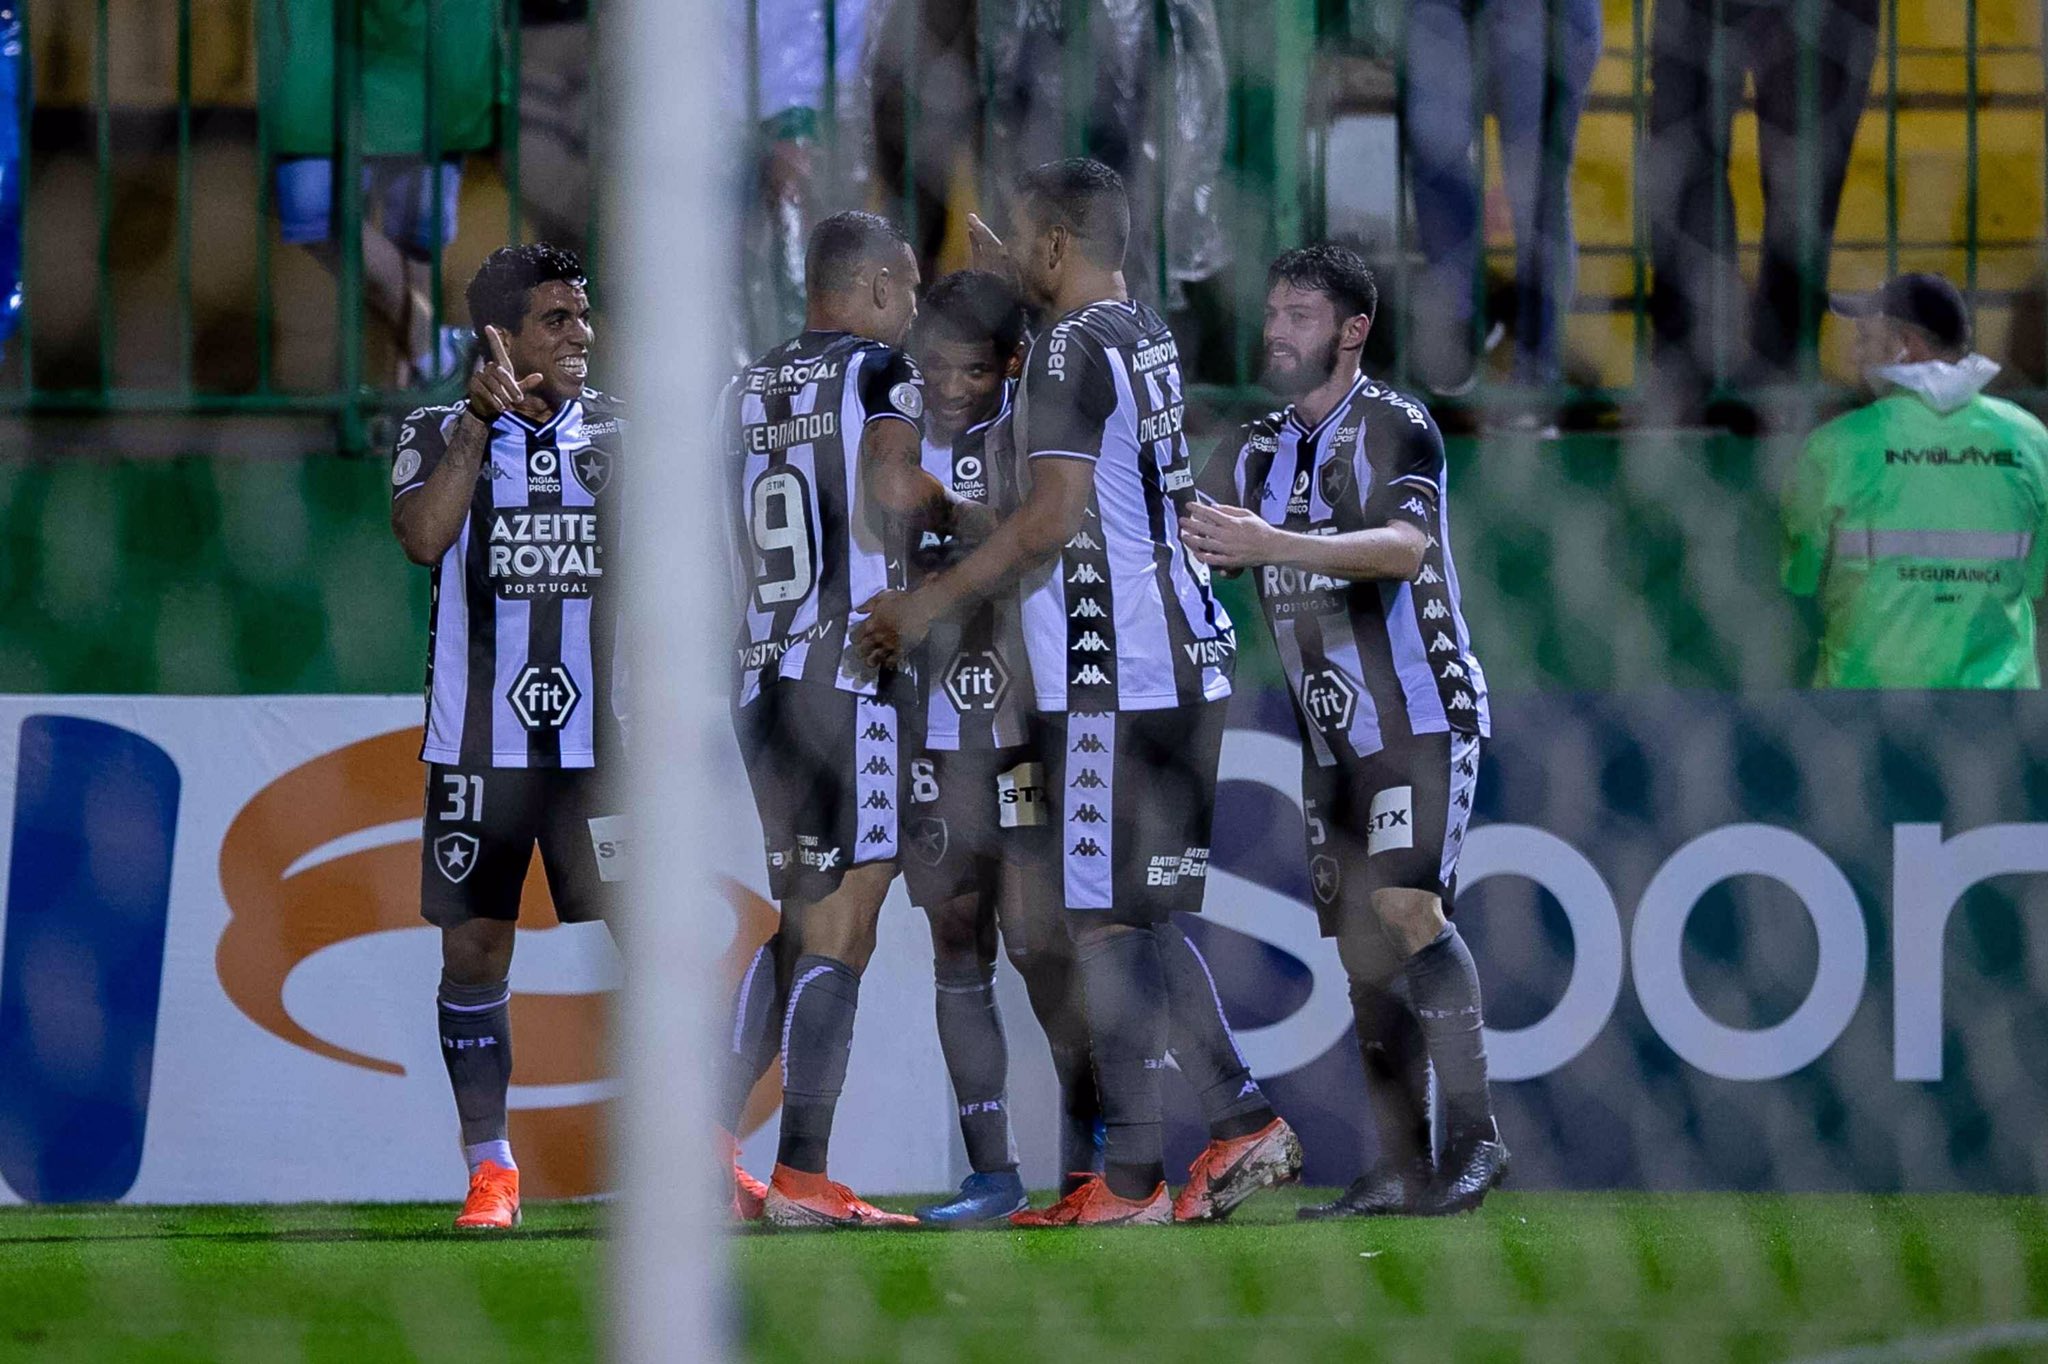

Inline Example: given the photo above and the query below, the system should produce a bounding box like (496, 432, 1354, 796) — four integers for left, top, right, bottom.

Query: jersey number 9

(749, 467, 817, 609)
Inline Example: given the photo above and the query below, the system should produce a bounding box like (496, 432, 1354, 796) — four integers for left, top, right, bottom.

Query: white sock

(464, 1139, 516, 1172)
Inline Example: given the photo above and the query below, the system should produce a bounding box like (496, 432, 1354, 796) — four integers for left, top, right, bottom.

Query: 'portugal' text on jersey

(727, 330, 923, 704)
(1199, 373, 1490, 764)
(392, 391, 626, 769)
(914, 384, 1034, 749)
(1014, 299, 1234, 711)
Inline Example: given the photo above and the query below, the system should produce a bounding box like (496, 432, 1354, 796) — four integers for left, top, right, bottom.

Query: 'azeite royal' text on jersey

(1200, 373, 1489, 765)
(727, 330, 923, 704)
(392, 390, 626, 769)
(915, 384, 1033, 749)
(1014, 299, 1234, 711)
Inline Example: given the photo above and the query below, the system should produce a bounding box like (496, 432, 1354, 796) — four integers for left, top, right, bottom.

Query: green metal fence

(9, 0, 2043, 453)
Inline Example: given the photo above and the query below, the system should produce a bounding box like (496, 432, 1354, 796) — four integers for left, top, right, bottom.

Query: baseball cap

(1830, 273, 1972, 350)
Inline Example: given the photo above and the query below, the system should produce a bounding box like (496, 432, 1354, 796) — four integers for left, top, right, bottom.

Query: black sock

(1009, 940, 1102, 1178)
(717, 935, 787, 1135)
(1159, 922, 1275, 1142)
(1402, 925, 1495, 1146)
(934, 962, 1017, 1174)
(1076, 927, 1167, 1200)
(1350, 976, 1432, 1172)
(437, 974, 513, 1147)
(777, 954, 861, 1174)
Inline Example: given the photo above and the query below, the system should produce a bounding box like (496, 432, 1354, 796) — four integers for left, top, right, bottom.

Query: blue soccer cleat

(915, 1170, 1029, 1227)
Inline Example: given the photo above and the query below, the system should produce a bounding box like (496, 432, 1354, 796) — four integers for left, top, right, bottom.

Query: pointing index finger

(485, 325, 515, 373)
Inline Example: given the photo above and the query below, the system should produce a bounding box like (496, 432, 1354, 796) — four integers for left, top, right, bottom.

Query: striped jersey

(726, 330, 923, 706)
(913, 385, 1033, 749)
(1198, 372, 1490, 765)
(1014, 298, 1235, 712)
(392, 391, 625, 769)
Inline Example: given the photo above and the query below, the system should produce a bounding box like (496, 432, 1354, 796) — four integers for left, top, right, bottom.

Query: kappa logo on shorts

(434, 832, 481, 884)
(1422, 599, 1449, 621)
(1070, 837, 1105, 857)
(1071, 804, 1107, 825)
(1069, 598, 1106, 619)
(909, 817, 949, 867)
(1366, 786, 1415, 856)
(1071, 767, 1106, 789)
(1310, 854, 1340, 905)
(1072, 732, 1108, 754)
(862, 755, 894, 776)
(1071, 664, 1113, 687)
(863, 720, 894, 741)
(509, 664, 582, 732)
(861, 790, 894, 811)
(861, 825, 891, 847)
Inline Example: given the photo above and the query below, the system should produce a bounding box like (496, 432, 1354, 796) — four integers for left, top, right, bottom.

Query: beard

(1263, 334, 1341, 397)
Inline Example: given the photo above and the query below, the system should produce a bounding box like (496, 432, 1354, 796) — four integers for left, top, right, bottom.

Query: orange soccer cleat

(721, 1131, 768, 1222)
(454, 1160, 521, 1231)
(1009, 1175, 1171, 1228)
(1172, 1116, 1303, 1223)
(762, 1166, 919, 1230)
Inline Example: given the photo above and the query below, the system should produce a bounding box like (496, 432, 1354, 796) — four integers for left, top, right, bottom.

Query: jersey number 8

(749, 467, 817, 609)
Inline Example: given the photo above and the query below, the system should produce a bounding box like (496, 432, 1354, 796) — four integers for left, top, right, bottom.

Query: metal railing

(9, 0, 2042, 452)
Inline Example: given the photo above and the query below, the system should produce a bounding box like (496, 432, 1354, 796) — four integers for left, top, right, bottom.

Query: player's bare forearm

(861, 417, 957, 531)
(392, 414, 488, 566)
(1275, 524, 1428, 582)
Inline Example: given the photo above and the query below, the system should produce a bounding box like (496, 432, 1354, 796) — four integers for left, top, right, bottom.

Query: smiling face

(917, 332, 1008, 443)
(503, 280, 593, 406)
(1262, 282, 1347, 397)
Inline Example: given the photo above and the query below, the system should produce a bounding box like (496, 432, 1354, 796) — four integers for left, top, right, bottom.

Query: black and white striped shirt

(913, 386, 1033, 750)
(1199, 373, 1489, 765)
(727, 330, 924, 706)
(392, 391, 626, 769)
(1014, 299, 1235, 712)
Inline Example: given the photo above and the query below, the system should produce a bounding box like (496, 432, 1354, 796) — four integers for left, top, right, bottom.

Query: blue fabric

(275, 156, 463, 257)
(1402, 0, 1602, 387)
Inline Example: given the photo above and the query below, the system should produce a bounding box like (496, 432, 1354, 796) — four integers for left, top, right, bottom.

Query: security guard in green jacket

(1783, 274, 2048, 688)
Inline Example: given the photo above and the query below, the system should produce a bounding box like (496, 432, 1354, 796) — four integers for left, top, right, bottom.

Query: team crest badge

(909, 817, 949, 867)
(889, 382, 925, 420)
(1318, 456, 1352, 507)
(570, 445, 613, 495)
(434, 832, 481, 884)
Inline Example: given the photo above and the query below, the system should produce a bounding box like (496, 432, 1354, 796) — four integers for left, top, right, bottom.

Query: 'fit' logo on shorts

(1366, 785, 1414, 856)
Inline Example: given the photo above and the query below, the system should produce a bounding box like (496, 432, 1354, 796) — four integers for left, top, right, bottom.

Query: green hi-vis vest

(1783, 387, 2048, 689)
(260, 0, 499, 159)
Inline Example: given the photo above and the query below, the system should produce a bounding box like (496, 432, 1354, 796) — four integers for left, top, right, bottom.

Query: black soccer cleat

(1296, 1159, 1430, 1220)
(1418, 1138, 1509, 1216)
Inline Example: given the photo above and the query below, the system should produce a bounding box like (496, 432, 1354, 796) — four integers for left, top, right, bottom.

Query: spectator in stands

(1402, 0, 1602, 418)
(1646, 0, 1879, 422)
(1782, 274, 2048, 688)
(731, 0, 873, 350)
(518, 0, 592, 260)
(262, 0, 492, 385)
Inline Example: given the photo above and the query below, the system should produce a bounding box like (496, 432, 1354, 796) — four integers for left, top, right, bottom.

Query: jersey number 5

(749, 467, 817, 609)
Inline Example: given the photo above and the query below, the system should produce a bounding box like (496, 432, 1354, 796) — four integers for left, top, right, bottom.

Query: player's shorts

(419, 763, 621, 928)
(900, 742, 1055, 913)
(1036, 702, 1227, 925)
(735, 680, 909, 904)
(276, 156, 462, 258)
(1302, 729, 1481, 937)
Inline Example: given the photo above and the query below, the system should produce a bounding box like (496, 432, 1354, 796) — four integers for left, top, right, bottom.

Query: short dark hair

(806, 211, 911, 295)
(466, 242, 586, 335)
(1268, 243, 1378, 324)
(913, 270, 1028, 360)
(1013, 158, 1130, 269)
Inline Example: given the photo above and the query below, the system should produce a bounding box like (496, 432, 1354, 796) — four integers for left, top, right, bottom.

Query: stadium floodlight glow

(609, 0, 734, 1357)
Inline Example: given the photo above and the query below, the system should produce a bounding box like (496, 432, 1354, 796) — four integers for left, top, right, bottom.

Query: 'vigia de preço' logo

(215, 727, 779, 1197)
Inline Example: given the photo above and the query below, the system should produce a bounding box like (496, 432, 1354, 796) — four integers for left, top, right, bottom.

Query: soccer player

(718, 211, 986, 1229)
(389, 243, 622, 1231)
(1182, 243, 1509, 1216)
(901, 271, 1104, 1224)
(857, 159, 1301, 1227)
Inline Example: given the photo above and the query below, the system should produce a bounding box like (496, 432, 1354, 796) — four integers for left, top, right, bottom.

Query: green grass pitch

(4, 1191, 2047, 1362)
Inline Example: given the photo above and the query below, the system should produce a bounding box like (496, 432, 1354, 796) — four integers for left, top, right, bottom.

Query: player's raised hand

(1179, 500, 1279, 569)
(966, 214, 1015, 283)
(851, 589, 931, 670)
(467, 324, 545, 423)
